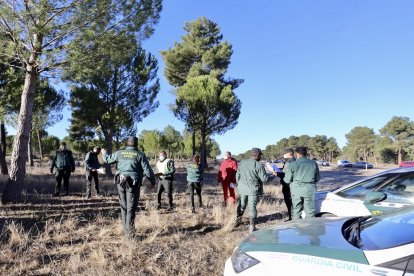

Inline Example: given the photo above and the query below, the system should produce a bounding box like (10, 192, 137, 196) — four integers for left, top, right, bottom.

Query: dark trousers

(237, 194, 259, 221)
(282, 184, 293, 220)
(188, 181, 202, 208)
(118, 182, 140, 235)
(86, 170, 99, 196)
(157, 179, 173, 208)
(55, 168, 71, 195)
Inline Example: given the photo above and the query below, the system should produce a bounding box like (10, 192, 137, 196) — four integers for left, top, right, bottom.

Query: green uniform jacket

(84, 151, 101, 170)
(51, 150, 75, 171)
(103, 146, 156, 185)
(186, 163, 203, 183)
(236, 158, 274, 196)
(282, 157, 321, 185)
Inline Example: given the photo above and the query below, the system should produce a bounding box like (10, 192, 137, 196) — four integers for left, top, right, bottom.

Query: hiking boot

(249, 225, 257, 233)
(233, 216, 243, 228)
(166, 206, 173, 211)
(191, 208, 196, 214)
(157, 204, 162, 210)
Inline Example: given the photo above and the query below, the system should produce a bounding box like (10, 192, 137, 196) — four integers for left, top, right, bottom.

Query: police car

(315, 167, 414, 217)
(224, 207, 414, 275)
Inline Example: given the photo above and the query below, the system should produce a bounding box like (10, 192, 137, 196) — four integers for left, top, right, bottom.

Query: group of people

(49, 137, 320, 237)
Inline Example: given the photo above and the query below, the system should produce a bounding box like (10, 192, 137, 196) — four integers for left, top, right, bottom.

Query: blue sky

(15, 0, 414, 155)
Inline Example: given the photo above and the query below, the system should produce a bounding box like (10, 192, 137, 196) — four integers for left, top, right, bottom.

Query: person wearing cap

(84, 146, 102, 198)
(101, 137, 156, 237)
(156, 151, 176, 211)
(282, 146, 321, 219)
(276, 148, 295, 221)
(234, 147, 278, 233)
(217, 151, 238, 206)
(50, 141, 76, 197)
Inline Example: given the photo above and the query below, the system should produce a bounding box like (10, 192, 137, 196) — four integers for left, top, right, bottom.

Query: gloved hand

(50, 168, 53, 174)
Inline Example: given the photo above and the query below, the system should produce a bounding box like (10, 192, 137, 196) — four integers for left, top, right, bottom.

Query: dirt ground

(0, 163, 395, 275)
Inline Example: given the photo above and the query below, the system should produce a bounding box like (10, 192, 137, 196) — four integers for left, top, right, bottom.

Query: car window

(336, 174, 395, 199)
(377, 173, 414, 198)
(358, 208, 414, 250)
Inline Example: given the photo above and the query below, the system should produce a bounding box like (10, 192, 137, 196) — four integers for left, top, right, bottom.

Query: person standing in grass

(283, 146, 320, 220)
(234, 148, 278, 233)
(101, 137, 156, 238)
(84, 146, 102, 198)
(50, 141, 75, 197)
(156, 151, 176, 211)
(217, 151, 238, 206)
(186, 154, 203, 213)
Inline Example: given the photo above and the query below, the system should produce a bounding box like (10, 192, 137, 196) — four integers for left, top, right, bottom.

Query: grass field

(0, 164, 387, 275)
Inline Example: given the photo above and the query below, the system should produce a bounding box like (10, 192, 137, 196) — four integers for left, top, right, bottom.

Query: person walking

(283, 146, 321, 219)
(234, 148, 278, 233)
(102, 137, 156, 237)
(156, 151, 176, 211)
(186, 154, 203, 213)
(84, 146, 102, 198)
(276, 148, 295, 221)
(217, 151, 238, 206)
(50, 142, 75, 196)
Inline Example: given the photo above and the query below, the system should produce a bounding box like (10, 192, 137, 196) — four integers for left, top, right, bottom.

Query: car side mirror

(364, 191, 387, 204)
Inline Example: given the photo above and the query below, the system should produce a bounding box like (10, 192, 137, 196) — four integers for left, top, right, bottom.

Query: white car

(224, 207, 414, 275)
(315, 167, 414, 217)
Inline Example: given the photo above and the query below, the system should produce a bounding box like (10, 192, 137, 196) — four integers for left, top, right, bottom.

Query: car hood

(238, 218, 368, 264)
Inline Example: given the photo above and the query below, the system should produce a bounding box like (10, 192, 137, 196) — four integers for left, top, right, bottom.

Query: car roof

(333, 166, 414, 192)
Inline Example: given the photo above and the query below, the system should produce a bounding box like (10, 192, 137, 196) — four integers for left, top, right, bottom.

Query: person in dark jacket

(102, 137, 156, 237)
(50, 142, 75, 196)
(186, 154, 203, 213)
(276, 148, 295, 221)
(84, 146, 102, 198)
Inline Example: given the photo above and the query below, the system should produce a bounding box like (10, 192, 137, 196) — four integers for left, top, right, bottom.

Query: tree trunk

(398, 147, 402, 164)
(104, 131, 113, 177)
(200, 129, 207, 170)
(191, 129, 196, 156)
(0, 121, 8, 174)
(1, 70, 38, 204)
(36, 128, 43, 159)
(28, 130, 34, 167)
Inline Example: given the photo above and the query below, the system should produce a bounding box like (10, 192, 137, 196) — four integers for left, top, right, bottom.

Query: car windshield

(336, 173, 395, 199)
(355, 207, 414, 250)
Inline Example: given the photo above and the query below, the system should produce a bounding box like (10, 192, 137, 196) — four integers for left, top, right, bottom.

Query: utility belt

(292, 181, 315, 186)
(114, 173, 138, 189)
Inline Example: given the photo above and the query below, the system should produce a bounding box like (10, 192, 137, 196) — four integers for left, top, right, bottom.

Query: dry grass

(0, 164, 387, 275)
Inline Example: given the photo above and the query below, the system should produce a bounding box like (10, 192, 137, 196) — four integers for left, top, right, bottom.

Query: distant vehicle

(317, 160, 329, 166)
(400, 161, 414, 167)
(337, 160, 353, 167)
(224, 206, 414, 276)
(315, 167, 414, 217)
(353, 162, 373, 169)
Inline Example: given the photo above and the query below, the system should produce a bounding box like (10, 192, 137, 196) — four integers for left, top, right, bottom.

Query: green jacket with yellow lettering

(103, 146, 156, 185)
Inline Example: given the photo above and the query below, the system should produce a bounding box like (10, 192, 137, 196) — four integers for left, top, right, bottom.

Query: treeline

(235, 116, 414, 165)
(235, 135, 341, 162)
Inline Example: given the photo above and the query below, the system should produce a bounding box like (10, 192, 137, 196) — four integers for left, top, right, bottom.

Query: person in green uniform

(283, 146, 321, 219)
(84, 146, 101, 198)
(156, 151, 176, 211)
(102, 137, 156, 237)
(276, 148, 295, 221)
(234, 148, 278, 233)
(186, 154, 203, 213)
(50, 142, 75, 196)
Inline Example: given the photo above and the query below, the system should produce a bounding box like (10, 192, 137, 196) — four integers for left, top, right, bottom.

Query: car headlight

(231, 248, 260, 273)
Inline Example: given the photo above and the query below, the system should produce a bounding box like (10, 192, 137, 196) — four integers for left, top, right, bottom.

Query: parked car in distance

(337, 160, 353, 167)
(400, 161, 414, 167)
(315, 167, 414, 217)
(352, 162, 373, 169)
(317, 160, 329, 166)
(224, 206, 414, 276)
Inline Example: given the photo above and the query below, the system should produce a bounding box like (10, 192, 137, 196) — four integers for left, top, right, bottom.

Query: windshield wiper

(343, 216, 371, 247)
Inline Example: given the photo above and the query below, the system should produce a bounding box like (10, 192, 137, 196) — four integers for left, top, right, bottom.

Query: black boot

(249, 218, 257, 233)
